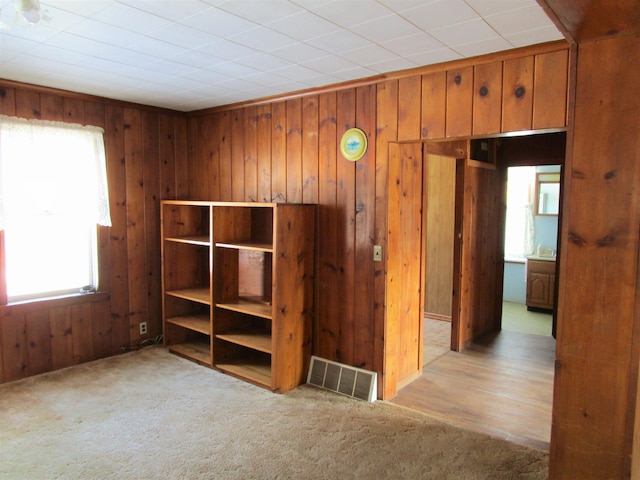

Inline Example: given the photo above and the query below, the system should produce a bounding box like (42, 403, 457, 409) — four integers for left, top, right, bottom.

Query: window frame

(0, 115, 111, 306)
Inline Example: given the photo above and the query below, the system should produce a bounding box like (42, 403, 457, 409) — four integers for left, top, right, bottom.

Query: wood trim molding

(0, 291, 110, 315)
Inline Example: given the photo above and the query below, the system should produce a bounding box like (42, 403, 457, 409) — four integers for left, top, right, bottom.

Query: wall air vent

(307, 355, 377, 402)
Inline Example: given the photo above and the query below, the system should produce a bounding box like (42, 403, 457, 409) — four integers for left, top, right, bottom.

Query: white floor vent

(307, 355, 377, 402)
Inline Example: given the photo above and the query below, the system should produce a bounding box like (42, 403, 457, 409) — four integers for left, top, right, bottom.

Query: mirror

(535, 172, 560, 215)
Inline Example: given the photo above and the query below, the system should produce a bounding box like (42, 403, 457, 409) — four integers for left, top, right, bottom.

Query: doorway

(391, 132, 565, 449)
(502, 164, 560, 338)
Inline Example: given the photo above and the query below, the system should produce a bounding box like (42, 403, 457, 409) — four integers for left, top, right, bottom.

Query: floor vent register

(307, 355, 377, 402)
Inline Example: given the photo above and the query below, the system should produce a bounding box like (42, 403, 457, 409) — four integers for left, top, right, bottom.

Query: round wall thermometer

(340, 128, 367, 161)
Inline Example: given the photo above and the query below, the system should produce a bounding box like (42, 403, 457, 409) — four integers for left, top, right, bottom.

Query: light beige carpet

(0, 347, 548, 480)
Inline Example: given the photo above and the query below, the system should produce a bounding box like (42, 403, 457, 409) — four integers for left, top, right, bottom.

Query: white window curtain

(0, 115, 111, 229)
(504, 167, 535, 259)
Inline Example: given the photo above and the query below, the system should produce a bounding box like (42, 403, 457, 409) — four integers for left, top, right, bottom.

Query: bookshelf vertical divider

(161, 200, 315, 393)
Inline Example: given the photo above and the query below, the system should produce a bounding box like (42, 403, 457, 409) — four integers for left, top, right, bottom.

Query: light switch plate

(373, 245, 382, 262)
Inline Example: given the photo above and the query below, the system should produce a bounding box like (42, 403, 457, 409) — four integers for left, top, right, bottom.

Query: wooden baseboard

(424, 312, 452, 322)
(396, 370, 423, 391)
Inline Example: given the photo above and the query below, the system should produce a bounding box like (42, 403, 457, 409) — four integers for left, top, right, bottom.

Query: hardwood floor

(391, 319, 555, 451)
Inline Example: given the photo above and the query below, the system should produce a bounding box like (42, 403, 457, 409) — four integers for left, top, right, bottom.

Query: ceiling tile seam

(462, 1, 537, 49)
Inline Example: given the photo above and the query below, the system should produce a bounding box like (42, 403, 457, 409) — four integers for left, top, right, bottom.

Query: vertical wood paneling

(174, 116, 189, 199)
(105, 105, 130, 353)
(286, 98, 303, 203)
(231, 110, 245, 202)
(84, 101, 105, 126)
(302, 96, 319, 204)
(243, 106, 258, 202)
(185, 116, 198, 198)
(316, 91, 338, 360)
(551, 36, 640, 480)
(143, 112, 161, 338)
(446, 67, 473, 137)
(502, 56, 534, 132)
(256, 105, 272, 203)
(124, 108, 146, 346)
(63, 97, 84, 123)
(386, 142, 423, 391)
(71, 303, 93, 363)
(336, 89, 356, 364)
(353, 84, 376, 370)
(533, 50, 569, 129)
(386, 143, 402, 397)
(49, 306, 73, 370)
(91, 299, 112, 360)
(159, 114, 178, 200)
(218, 112, 232, 200)
(193, 116, 209, 199)
(15, 89, 40, 119)
(271, 102, 286, 202)
(0, 86, 17, 115)
(1, 312, 27, 381)
(401, 142, 422, 379)
(25, 310, 51, 376)
(40, 94, 64, 121)
(398, 76, 421, 141)
(421, 71, 446, 139)
(473, 62, 503, 135)
(375, 80, 398, 397)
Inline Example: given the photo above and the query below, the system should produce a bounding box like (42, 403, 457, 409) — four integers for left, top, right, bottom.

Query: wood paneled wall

(386, 142, 425, 391)
(551, 34, 640, 479)
(186, 43, 570, 395)
(0, 83, 187, 383)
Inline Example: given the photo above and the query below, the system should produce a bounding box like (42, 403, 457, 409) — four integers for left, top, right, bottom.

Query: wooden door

(424, 153, 456, 321)
(384, 142, 424, 398)
(452, 158, 505, 350)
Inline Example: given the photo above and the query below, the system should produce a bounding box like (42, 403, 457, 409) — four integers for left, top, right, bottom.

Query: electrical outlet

(139, 322, 147, 335)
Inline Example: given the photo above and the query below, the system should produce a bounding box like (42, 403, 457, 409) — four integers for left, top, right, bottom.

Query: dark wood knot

(515, 86, 526, 98)
(568, 231, 586, 247)
(596, 234, 615, 247)
(454, 74, 462, 85)
(479, 86, 489, 97)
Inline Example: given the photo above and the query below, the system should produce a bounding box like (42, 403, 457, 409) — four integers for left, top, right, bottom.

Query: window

(0, 115, 111, 302)
(504, 166, 535, 260)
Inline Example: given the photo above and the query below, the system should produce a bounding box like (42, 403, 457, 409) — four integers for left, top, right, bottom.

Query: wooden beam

(540, 0, 640, 43)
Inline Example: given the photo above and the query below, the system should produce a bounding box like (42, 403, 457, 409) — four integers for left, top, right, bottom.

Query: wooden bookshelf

(161, 201, 315, 393)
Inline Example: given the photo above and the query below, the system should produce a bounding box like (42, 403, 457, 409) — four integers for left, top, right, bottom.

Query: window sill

(1, 291, 110, 315)
(504, 257, 526, 265)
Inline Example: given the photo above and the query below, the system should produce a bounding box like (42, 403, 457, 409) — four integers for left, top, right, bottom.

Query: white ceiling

(0, 0, 564, 112)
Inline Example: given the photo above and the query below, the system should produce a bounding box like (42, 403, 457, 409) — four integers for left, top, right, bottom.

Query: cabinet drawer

(528, 259, 555, 274)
